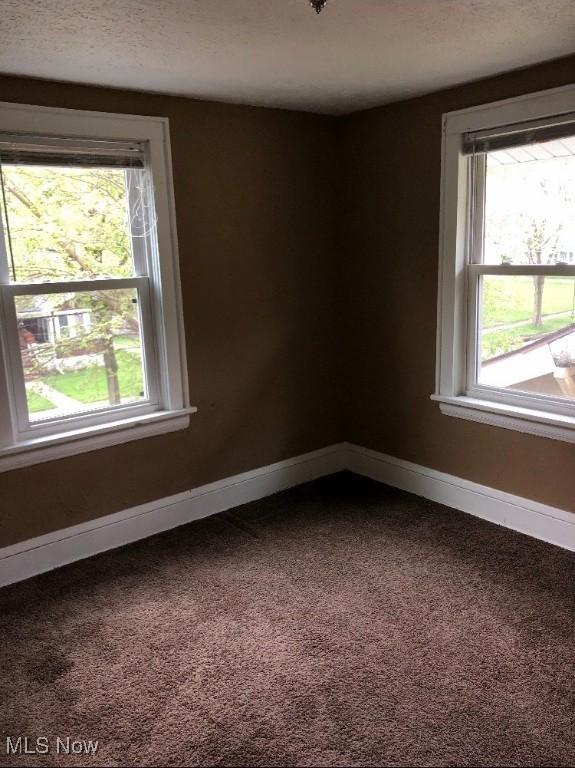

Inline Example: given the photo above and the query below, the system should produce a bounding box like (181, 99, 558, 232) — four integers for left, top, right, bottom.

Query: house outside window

(0, 102, 193, 471)
(434, 85, 575, 443)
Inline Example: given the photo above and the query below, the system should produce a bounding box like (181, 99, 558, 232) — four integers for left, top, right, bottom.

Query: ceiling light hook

(310, 0, 328, 13)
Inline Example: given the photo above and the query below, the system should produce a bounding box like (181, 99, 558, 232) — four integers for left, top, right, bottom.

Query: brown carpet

(1, 472, 574, 767)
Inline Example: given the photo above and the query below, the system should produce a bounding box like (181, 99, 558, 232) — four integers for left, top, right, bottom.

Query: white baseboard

(2, 441, 574, 589)
(0, 443, 346, 588)
(344, 443, 575, 553)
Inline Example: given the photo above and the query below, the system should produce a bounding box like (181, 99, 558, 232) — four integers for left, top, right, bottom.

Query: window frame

(0, 101, 194, 471)
(434, 84, 575, 444)
(3, 278, 160, 437)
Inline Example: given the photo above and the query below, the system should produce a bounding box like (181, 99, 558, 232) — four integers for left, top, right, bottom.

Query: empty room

(0, 1, 574, 766)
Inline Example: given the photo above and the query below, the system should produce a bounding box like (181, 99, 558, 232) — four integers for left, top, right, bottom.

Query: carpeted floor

(1, 472, 574, 767)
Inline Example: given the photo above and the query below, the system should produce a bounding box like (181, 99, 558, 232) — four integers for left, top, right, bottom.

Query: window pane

(479, 275, 575, 400)
(16, 288, 148, 422)
(0, 165, 146, 282)
(484, 138, 575, 265)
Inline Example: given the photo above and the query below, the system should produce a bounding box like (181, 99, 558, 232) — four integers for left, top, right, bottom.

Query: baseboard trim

(0, 443, 346, 588)
(344, 443, 575, 553)
(3, 441, 574, 588)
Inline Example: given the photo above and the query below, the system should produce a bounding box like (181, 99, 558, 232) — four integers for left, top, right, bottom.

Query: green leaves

(1, 165, 135, 283)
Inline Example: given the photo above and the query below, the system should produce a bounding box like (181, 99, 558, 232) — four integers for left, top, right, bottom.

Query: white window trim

(0, 102, 195, 471)
(434, 83, 575, 444)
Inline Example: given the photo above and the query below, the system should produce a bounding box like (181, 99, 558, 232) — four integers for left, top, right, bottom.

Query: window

(434, 85, 575, 443)
(0, 103, 192, 470)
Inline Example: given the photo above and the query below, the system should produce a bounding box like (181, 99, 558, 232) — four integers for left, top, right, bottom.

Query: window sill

(0, 406, 197, 472)
(431, 394, 575, 444)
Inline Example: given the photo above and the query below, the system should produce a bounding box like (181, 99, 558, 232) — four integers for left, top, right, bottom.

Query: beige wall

(0, 75, 342, 547)
(2, 55, 575, 548)
(339, 54, 575, 512)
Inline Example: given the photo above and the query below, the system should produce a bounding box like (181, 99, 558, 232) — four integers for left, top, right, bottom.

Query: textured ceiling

(0, 0, 574, 115)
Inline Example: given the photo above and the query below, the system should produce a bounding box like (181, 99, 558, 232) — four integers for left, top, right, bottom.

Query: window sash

(464, 144, 575, 415)
(0, 147, 164, 443)
(468, 264, 575, 277)
(3, 276, 149, 295)
(465, 266, 575, 417)
(0, 103, 189, 466)
(0, 166, 151, 284)
(467, 381, 575, 417)
(0, 276, 161, 438)
(434, 86, 575, 445)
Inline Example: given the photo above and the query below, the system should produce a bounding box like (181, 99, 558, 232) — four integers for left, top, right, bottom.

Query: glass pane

(484, 138, 575, 265)
(479, 275, 575, 400)
(0, 165, 146, 282)
(16, 288, 148, 422)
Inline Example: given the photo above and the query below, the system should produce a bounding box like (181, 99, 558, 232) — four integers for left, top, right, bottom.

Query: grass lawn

(483, 276, 575, 328)
(27, 391, 55, 413)
(482, 315, 575, 360)
(482, 276, 575, 359)
(46, 350, 144, 404)
(115, 335, 141, 351)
